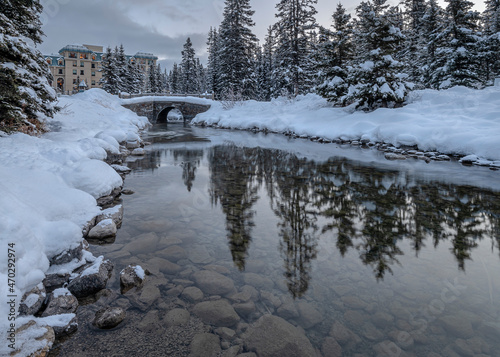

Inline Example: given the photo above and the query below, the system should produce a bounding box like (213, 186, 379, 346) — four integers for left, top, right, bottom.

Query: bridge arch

(157, 106, 177, 123)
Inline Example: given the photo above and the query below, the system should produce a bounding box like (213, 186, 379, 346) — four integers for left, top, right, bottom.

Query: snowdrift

(192, 86, 500, 162)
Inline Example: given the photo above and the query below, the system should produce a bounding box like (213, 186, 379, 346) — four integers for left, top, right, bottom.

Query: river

(51, 123, 500, 356)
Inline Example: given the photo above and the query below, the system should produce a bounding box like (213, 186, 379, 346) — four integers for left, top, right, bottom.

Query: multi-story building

(44, 44, 158, 94)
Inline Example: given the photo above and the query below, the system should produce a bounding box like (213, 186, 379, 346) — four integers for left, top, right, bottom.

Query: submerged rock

(18, 283, 46, 316)
(120, 264, 146, 293)
(193, 300, 240, 327)
(242, 315, 316, 357)
(42, 288, 78, 317)
(93, 307, 126, 329)
(189, 333, 221, 357)
(192, 270, 235, 295)
(88, 219, 117, 240)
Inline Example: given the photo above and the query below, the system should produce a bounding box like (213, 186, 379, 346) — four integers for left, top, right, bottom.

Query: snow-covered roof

(134, 52, 158, 60)
(59, 44, 93, 54)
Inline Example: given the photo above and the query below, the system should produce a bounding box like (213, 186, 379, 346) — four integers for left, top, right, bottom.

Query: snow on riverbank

(192, 85, 500, 162)
(0, 89, 148, 356)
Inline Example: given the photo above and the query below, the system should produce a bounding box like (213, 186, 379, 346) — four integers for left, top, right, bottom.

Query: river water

(52, 124, 500, 356)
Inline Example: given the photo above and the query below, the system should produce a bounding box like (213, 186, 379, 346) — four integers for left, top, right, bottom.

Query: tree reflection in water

(182, 144, 500, 296)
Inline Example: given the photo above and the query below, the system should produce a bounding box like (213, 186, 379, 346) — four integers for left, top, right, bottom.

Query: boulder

(67, 257, 113, 298)
(189, 333, 221, 357)
(146, 257, 182, 275)
(124, 232, 159, 254)
(96, 204, 124, 227)
(18, 283, 46, 316)
(192, 270, 235, 295)
(164, 308, 190, 327)
(120, 264, 146, 293)
(88, 219, 117, 240)
(43, 273, 70, 293)
(42, 288, 78, 316)
(157, 245, 188, 262)
(49, 242, 84, 265)
(242, 315, 316, 357)
(193, 300, 240, 327)
(181, 286, 204, 303)
(93, 307, 126, 329)
(296, 301, 324, 329)
(131, 148, 146, 156)
(242, 273, 274, 290)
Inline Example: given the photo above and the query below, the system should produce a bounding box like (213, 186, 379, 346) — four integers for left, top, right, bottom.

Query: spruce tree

(400, 0, 427, 85)
(420, 0, 446, 88)
(206, 27, 220, 95)
(273, 0, 318, 96)
(181, 37, 199, 94)
(316, 3, 354, 102)
(341, 0, 412, 110)
(0, 0, 57, 133)
(217, 0, 258, 99)
(115, 44, 128, 93)
(261, 26, 276, 100)
(430, 0, 481, 89)
(100, 47, 120, 94)
(169, 63, 181, 94)
(480, 0, 500, 83)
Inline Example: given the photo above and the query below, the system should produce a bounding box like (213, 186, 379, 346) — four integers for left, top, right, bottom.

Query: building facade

(45, 44, 158, 94)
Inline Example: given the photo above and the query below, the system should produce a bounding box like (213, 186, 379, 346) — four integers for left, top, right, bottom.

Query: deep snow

(0, 89, 148, 356)
(192, 85, 500, 163)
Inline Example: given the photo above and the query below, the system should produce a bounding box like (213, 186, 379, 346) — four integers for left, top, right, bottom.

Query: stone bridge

(121, 97, 211, 124)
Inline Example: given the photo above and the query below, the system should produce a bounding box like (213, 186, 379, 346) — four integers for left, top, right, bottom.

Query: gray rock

(157, 245, 188, 262)
(129, 284, 161, 311)
(162, 308, 189, 326)
(137, 310, 161, 333)
(260, 291, 281, 311)
(126, 141, 140, 149)
(322, 337, 342, 357)
(329, 321, 362, 347)
(19, 283, 46, 316)
(96, 204, 124, 228)
(67, 257, 113, 298)
(42, 288, 78, 316)
(93, 307, 126, 329)
(385, 153, 407, 160)
(131, 148, 146, 156)
(49, 243, 83, 265)
(189, 333, 221, 357)
(192, 270, 235, 295)
(52, 315, 78, 337)
(88, 219, 117, 239)
(277, 298, 299, 320)
(181, 286, 204, 302)
(233, 301, 256, 317)
(242, 315, 316, 357)
(296, 301, 324, 329)
(193, 300, 240, 327)
(215, 327, 236, 341)
(146, 257, 182, 275)
(120, 264, 145, 293)
(43, 273, 70, 293)
(243, 273, 274, 290)
(124, 232, 159, 254)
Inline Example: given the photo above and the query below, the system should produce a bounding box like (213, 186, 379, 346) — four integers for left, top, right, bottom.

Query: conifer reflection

(172, 149, 203, 192)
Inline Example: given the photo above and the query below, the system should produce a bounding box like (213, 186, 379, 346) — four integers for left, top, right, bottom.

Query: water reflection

(204, 145, 500, 293)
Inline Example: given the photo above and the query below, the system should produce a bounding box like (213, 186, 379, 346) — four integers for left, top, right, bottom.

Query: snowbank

(121, 95, 213, 106)
(0, 89, 148, 356)
(192, 86, 500, 161)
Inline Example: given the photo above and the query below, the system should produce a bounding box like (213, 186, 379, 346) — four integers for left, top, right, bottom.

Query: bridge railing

(119, 92, 214, 100)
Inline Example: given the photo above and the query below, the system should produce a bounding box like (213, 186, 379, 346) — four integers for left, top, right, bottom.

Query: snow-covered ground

(193, 85, 500, 163)
(0, 89, 148, 356)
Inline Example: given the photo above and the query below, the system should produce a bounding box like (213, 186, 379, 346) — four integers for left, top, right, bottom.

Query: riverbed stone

(146, 257, 182, 275)
(120, 264, 146, 293)
(164, 308, 190, 327)
(193, 300, 240, 327)
(96, 204, 124, 227)
(67, 257, 113, 298)
(189, 333, 221, 357)
(49, 243, 84, 266)
(181, 286, 204, 302)
(243, 273, 274, 290)
(329, 321, 362, 347)
(277, 298, 299, 320)
(124, 232, 160, 254)
(93, 307, 126, 329)
(41, 288, 78, 316)
(296, 301, 324, 329)
(322, 337, 342, 357)
(192, 270, 235, 295)
(137, 310, 161, 333)
(188, 246, 214, 264)
(385, 153, 407, 160)
(261, 291, 281, 310)
(88, 219, 117, 240)
(131, 148, 145, 156)
(157, 245, 188, 262)
(233, 301, 256, 317)
(19, 283, 46, 316)
(13, 321, 54, 357)
(440, 315, 474, 338)
(242, 315, 316, 357)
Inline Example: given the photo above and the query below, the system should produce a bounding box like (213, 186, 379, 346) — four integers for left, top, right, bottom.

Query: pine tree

(316, 3, 354, 102)
(217, 0, 258, 99)
(341, 0, 412, 110)
(261, 26, 276, 100)
(115, 44, 128, 93)
(169, 63, 181, 94)
(100, 47, 120, 94)
(480, 0, 500, 83)
(0, 0, 57, 133)
(420, 0, 446, 87)
(181, 37, 199, 94)
(400, 0, 427, 84)
(273, 0, 318, 96)
(206, 27, 220, 95)
(429, 0, 481, 89)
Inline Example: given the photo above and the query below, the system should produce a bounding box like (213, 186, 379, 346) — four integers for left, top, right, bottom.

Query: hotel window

(91, 71, 96, 77)
(58, 59, 64, 66)
(92, 54, 96, 61)
(69, 52, 76, 58)
(80, 70, 84, 75)
(46, 58, 51, 65)
(73, 61, 77, 67)
(58, 69, 63, 74)
(80, 53, 88, 59)
(73, 79, 77, 84)
(91, 63, 96, 69)
(80, 61, 84, 67)
(73, 69, 77, 75)
(91, 80, 96, 86)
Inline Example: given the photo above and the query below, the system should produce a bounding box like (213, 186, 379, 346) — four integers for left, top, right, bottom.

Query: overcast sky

(38, 0, 486, 71)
